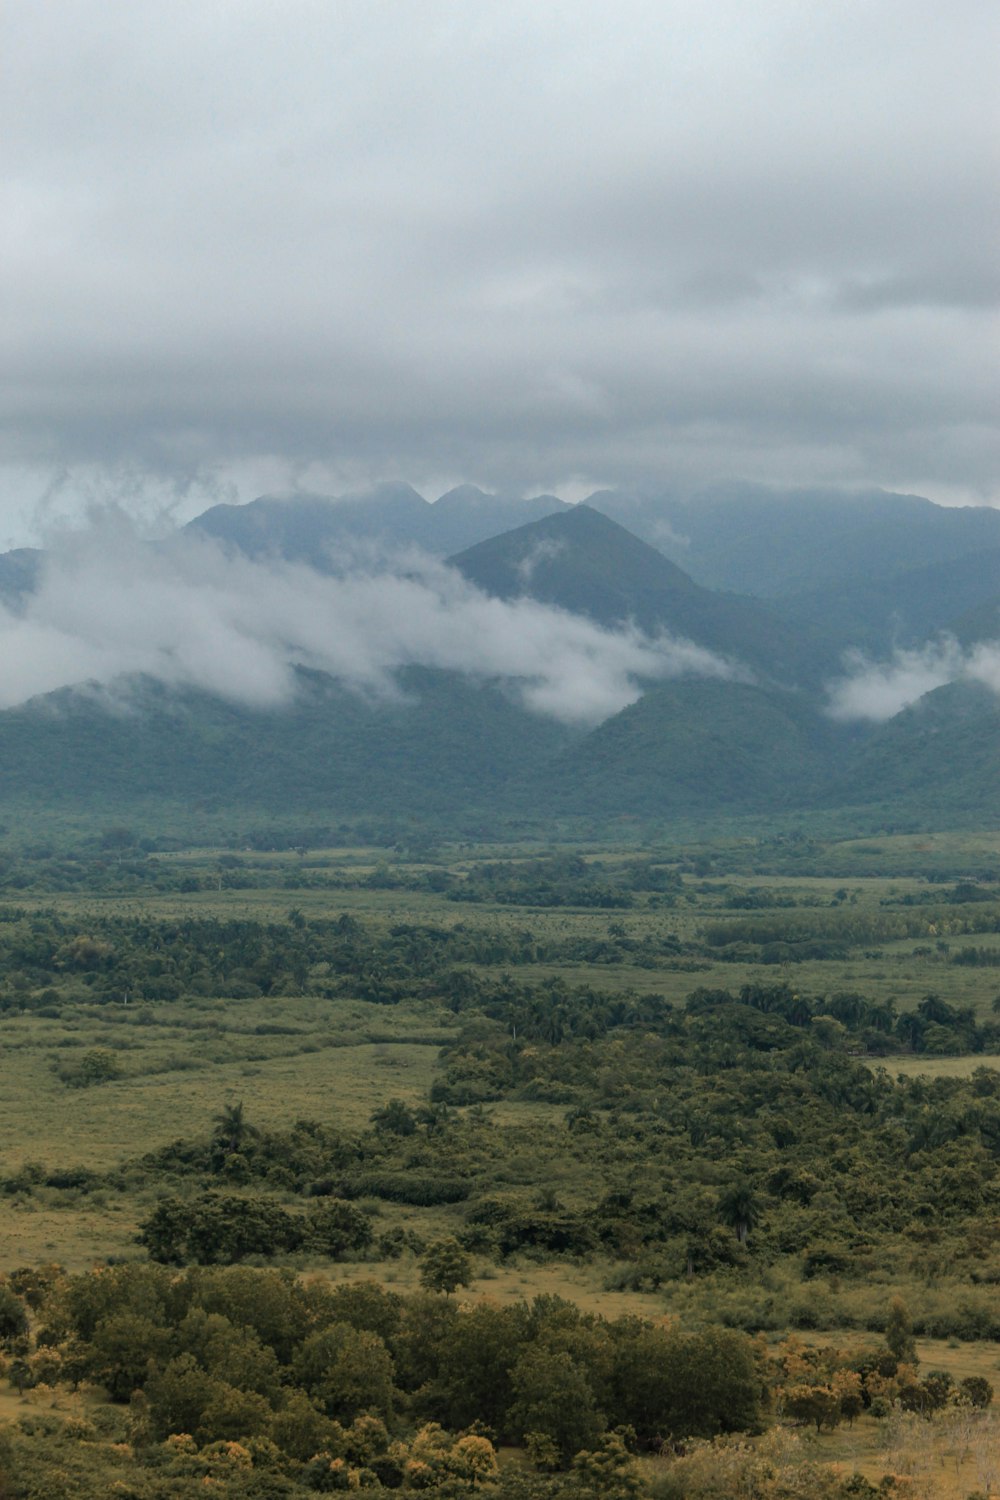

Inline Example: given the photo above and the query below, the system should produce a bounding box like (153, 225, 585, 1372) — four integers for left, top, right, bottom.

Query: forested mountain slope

(0, 486, 996, 832)
(449, 505, 835, 684)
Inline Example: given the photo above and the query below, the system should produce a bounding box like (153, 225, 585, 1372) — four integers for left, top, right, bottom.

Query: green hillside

(828, 680, 1000, 821)
(0, 492, 997, 837)
(531, 679, 842, 816)
(776, 546, 1000, 655)
(949, 594, 1000, 648)
(0, 669, 574, 823)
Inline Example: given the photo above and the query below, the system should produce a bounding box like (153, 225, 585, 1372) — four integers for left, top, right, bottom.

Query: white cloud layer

(0, 518, 737, 725)
(0, 0, 997, 538)
(826, 638, 1000, 721)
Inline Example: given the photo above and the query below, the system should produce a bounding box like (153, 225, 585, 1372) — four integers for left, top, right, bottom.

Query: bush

(348, 1173, 469, 1206)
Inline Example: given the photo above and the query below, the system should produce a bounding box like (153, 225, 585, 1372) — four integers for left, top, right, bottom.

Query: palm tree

(718, 1179, 759, 1244)
(212, 1100, 255, 1155)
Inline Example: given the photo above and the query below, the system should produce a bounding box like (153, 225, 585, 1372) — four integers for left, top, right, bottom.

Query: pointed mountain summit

(448, 504, 833, 684)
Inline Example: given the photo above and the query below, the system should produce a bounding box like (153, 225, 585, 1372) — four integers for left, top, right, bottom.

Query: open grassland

(868, 1052, 1000, 1079)
(10, 849, 999, 1016)
(2, 834, 1000, 1275)
(0, 994, 453, 1266)
(3, 830, 1000, 1495)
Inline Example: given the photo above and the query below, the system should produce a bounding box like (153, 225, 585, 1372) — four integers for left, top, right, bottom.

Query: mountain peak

(449, 503, 699, 610)
(448, 505, 830, 684)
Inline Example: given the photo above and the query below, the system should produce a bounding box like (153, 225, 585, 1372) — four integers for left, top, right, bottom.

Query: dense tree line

(0, 1262, 976, 1497)
(0, 1264, 770, 1494)
(0, 908, 692, 1011)
(1, 886, 997, 1018)
(701, 899, 1000, 963)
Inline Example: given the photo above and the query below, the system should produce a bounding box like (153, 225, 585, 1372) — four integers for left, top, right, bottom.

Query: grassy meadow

(2, 828, 1000, 1495)
(3, 833, 1000, 1264)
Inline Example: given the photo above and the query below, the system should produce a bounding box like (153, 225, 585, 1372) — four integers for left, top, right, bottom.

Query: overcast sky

(2, 0, 997, 546)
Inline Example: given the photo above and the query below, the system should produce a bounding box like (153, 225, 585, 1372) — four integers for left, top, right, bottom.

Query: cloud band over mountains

(826, 639, 1000, 722)
(0, 519, 737, 726)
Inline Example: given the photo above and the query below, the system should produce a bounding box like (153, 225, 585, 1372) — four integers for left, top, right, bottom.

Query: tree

(419, 1239, 472, 1295)
(86, 1312, 171, 1401)
(196, 1383, 272, 1445)
(449, 1431, 499, 1487)
(832, 1369, 864, 1426)
(212, 1101, 257, 1157)
(291, 1324, 397, 1424)
(77, 1048, 122, 1087)
(0, 1287, 29, 1346)
(146, 1353, 222, 1439)
(509, 1347, 603, 1465)
(303, 1200, 373, 1259)
(627, 1326, 762, 1441)
(885, 1296, 918, 1366)
(370, 1098, 417, 1136)
(268, 1390, 343, 1462)
(174, 1307, 281, 1401)
(961, 1376, 994, 1409)
(570, 1430, 644, 1499)
(783, 1382, 842, 1433)
(433, 1300, 531, 1433)
(718, 1179, 760, 1244)
(138, 1191, 299, 1264)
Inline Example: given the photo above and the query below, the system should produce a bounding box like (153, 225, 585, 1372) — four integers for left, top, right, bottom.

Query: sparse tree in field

(370, 1098, 418, 1136)
(419, 1239, 472, 1295)
(885, 1295, 918, 1366)
(974, 1413, 1000, 1496)
(962, 1376, 994, 1409)
(832, 1369, 864, 1427)
(78, 1048, 122, 1087)
(211, 1100, 256, 1157)
(782, 1382, 842, 1433)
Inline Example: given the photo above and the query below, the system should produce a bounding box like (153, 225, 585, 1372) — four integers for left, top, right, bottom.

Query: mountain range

(0, 482, 997, 834)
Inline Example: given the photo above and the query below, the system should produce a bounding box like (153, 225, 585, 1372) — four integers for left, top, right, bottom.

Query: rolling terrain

(0, 484, 996, 834)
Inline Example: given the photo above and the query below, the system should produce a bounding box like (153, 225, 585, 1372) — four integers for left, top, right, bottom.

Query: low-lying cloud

(826, 638, 1000, 722)
(0, 518, 739, 727)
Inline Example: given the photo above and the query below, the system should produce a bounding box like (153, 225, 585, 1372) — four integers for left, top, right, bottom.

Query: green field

(2, 829, 1000, 1496)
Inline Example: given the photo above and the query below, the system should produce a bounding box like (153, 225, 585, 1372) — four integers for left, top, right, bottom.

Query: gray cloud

(1, 0, 997, 538)
(515, 538, 566, 584)
(0, 516, 738, 725)
(826, 638, 1000, 722)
